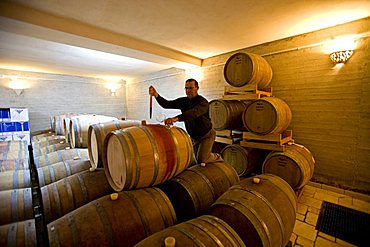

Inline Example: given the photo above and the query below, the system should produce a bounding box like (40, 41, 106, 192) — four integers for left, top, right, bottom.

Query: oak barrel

(224, 52, 273, 89)
(262, 143, 315, 190)
(41, 168, 113, 223)
(209, 99, 250, 130)
(0, 141, 28, 160)
(37, 159, 90, 187)
(52, 113, 77, 135)
(88, 119, 143, 169)
(69, 114, 118, 148)
(135, 215, 245, 247)
(31, 134, 65, 143)
(210, 174, 297, 247)
(0, 188, 34, 225)
(0, 219, 37, 247)
(0, 159, 29, 172)
(242, 97, 292, 135)
(103, 124, 193, 191)
(221, 144, 261, 176)
(33, 143, 70, 157)
(32, 131, 53, 141)
(32, 138, 67, 149)
(0, 170, 31, 191)
(47, 187, 176, 247)
(159, 162, 239, 222)
(34, 148, 89, 168)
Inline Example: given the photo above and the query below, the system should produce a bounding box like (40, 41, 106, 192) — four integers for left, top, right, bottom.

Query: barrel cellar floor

(291, 182, 370, 246)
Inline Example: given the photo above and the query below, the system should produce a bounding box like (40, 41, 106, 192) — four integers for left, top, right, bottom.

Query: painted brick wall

(127, 17, 370, 192)
(0, 70, 126, 132)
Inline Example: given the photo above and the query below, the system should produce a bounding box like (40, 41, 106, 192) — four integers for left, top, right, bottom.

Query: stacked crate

(0, 108, 30, 144)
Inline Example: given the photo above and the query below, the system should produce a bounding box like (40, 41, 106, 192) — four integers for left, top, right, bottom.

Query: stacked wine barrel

(44, 122, 251, 247)
(0, 140, 37, 246)
(209, 52, 315, 192)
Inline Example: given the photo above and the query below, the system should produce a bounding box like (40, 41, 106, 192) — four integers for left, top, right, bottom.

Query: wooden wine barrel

(0, 188, 33, 225)
(88, 120, 143, 170)
(62, 115, 79, 146)
(242, 97, 292, 135)
(135, 215, 245, 247)
(0, 219, 37, 247)
(221, 144, 261, 176)
(32, 131, 53, 141)
(33, 143, 70, 157)
(159, 162, 239, 223)
(0, 170, 31, 191)
(210, 174, 297, 247)
(47, 187, 176, 247)
(103, 124, 193, 191)
(31, 134, 65, 143)
(52, 113, 77, 135)
(0, 159, 29, 172)
(262, 143, 315, 190)
(37, 159, 90, 187)
(69, 114, 118, 148)
(32, 138, 67, 149)
(41, 169, 113, 223)
(209, 99, 250, 130)
(34, 148, 89, 168)
(224, 52, 273, 89)
(0, 141, 28, 160)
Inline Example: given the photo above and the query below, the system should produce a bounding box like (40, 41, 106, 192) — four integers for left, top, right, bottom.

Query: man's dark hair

(186, 78, 198, 87)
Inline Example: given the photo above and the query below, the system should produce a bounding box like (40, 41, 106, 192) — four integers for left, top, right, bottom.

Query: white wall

(0, 69, 126, 131)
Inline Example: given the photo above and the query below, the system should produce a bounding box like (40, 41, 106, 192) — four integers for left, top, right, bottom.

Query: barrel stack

(209, 52, 315, 194)
(0, 140, 37, 247)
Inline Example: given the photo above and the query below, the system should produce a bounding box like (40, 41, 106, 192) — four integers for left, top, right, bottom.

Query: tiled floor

(291, 182, 370, 247)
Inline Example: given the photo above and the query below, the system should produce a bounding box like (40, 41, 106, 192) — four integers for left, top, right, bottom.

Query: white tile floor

(291, 182, 370, 247)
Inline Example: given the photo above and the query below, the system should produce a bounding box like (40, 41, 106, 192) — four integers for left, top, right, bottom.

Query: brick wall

(0, 70, 126, 132)
(127, 17, 370, 192)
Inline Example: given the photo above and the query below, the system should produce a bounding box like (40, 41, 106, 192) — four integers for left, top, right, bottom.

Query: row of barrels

(0, 139, 36, 247)
(41, 122, 299, 246)
(45, 170, 297, 247)
(0, 118, 163, 246)
(1, 136, 297, 246)
(220, 143, 315, 190)
(209, 97, 292, 135)
(2, 117, 300, 246)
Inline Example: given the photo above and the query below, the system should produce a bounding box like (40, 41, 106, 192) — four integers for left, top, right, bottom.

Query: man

(149, 78, 222, 164)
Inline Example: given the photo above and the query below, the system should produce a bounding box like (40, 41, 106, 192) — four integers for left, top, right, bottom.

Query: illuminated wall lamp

(8, 79, 26, 96)
(329, 50, 354, 63)
(107, 83, 122, 96)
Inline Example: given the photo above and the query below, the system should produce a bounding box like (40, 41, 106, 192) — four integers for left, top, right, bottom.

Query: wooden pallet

(215, 130, 243, 145)
(240, 130, 293, 151)
(222, 84, 272, 100)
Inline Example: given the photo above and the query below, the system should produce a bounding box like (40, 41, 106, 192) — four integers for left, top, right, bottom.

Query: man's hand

(149, 85, 158, 97)
(164, 117, 178, 126)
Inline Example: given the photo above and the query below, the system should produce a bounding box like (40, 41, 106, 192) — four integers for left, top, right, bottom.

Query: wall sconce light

(106, 83, 122, 96)
(330, 50, 354, 63)
(8, 79, 26, 96)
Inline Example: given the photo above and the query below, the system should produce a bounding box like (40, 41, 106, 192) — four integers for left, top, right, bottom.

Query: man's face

(185, 81, 198, 99)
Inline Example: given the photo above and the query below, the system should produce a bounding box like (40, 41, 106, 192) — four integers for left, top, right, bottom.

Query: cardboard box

(12, 131, 30, 144)
(10, 108, 29, 121)
(0, 121, 29, 133)
(0, 133, 13, 142)
(0, 108, 11, 119)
